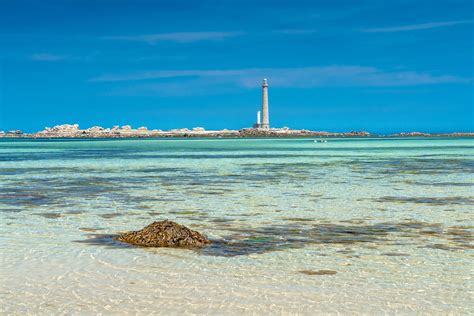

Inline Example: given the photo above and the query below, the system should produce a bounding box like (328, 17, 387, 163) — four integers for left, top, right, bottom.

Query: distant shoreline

(1, 124, 473, 139)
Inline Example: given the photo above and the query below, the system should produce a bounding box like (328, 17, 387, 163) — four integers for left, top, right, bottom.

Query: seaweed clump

(116, 220, 210, 248)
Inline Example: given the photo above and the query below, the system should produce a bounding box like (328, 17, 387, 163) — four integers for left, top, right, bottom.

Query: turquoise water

(0, 138, 473, 314)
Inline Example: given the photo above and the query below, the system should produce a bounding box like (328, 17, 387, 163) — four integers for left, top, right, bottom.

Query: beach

(0, 137, 473, 314)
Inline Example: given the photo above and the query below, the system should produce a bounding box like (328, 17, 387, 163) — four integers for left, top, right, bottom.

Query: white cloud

(90, 66, 470, 87)
(30, 53, 68, 61)
(363, 20, 473, 33)
(273, 29, 318, 35)
(102, 31, 243, 44)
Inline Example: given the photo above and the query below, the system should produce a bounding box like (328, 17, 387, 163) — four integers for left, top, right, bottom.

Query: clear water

(0, 138, 473, 314)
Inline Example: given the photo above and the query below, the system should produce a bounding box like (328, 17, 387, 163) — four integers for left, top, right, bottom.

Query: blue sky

(0, 0, 472, 133)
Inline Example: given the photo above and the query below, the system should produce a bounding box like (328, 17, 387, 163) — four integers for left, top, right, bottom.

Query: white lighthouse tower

(261, 78, 269, 129)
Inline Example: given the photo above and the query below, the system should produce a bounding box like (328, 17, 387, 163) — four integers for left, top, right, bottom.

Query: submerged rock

(116, 220, 210, 248)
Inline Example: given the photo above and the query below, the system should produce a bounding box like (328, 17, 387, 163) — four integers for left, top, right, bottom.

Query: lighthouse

(261, 78, 270, 129)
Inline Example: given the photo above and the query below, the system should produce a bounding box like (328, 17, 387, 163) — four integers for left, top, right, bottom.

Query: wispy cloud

(273, 29, 318, 35)
(90, 69, 248, 82)
(102, 31, 243, 44)
(363, 20, 473, 33)
(91, 66, 471, 96)
(30, 53, 68, 61)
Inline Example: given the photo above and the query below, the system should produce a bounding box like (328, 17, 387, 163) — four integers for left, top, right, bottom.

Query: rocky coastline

(0, 124, 472, 139)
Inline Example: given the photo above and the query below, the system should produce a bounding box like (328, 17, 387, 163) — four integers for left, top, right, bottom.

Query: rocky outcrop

(116, 220, 211, 248)
(346, 131, 370, 137)
(43, 123, 78, 132)
(1, 123, 472, 138)
(390, 131, 430, 137)
(238, 128, 371, 138)
(2, 130, 23, 137)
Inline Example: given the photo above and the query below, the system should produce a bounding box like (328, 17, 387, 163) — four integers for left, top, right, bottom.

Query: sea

(0, 137, 473, 314)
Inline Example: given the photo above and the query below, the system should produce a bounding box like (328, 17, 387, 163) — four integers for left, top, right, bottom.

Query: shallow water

(0, 138, 473, 314)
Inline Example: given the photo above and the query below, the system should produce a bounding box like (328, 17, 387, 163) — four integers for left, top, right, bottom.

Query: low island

(0, 124, 472, 139)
